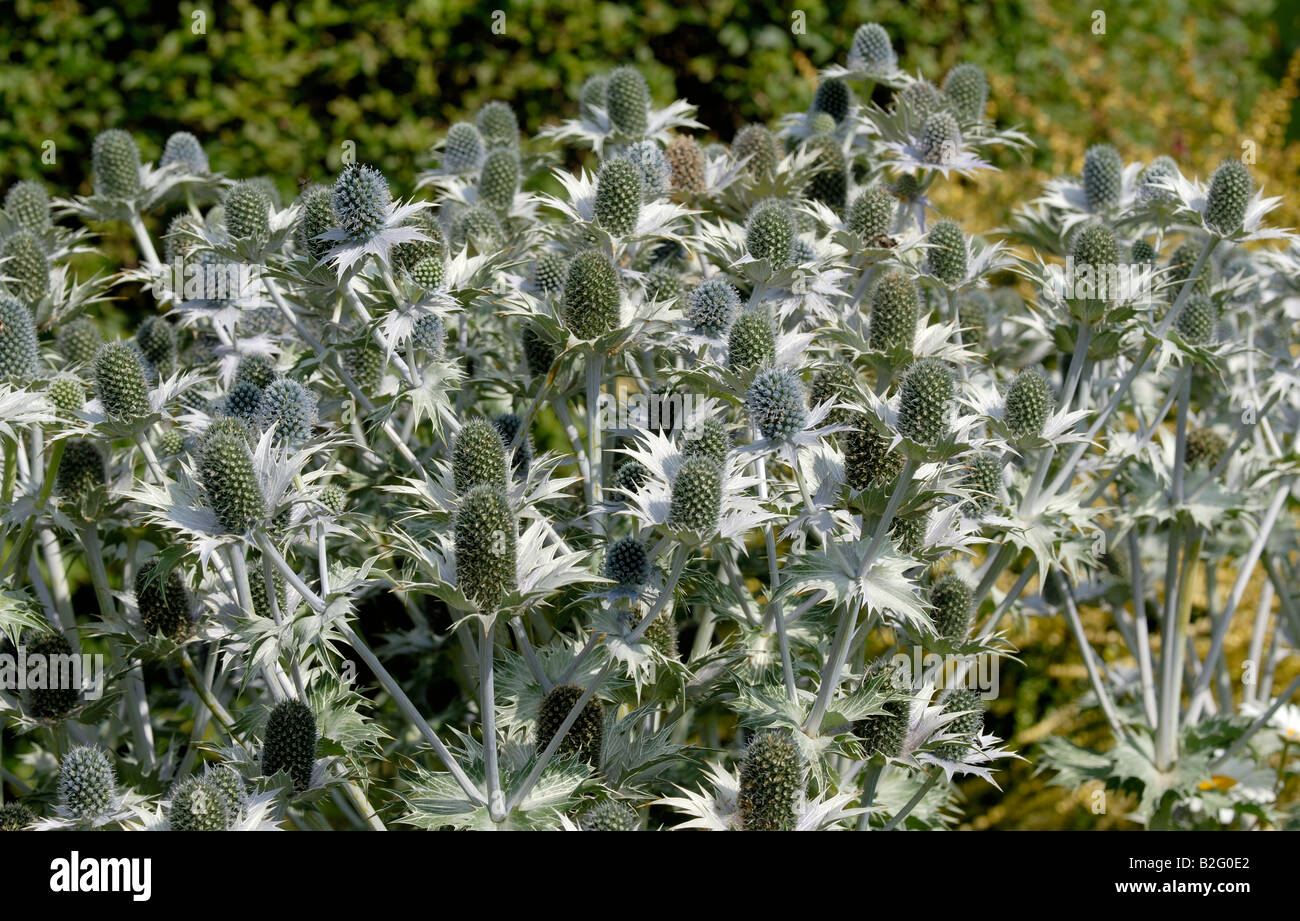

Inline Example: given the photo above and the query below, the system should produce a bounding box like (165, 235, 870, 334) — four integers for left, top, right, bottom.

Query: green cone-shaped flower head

(202, 764, 248, 823)
(55, 439, 106, 506)
(262, 699, 317, 792)
(225, 180, 272, 242)
(578, 799, 638, 831)
(563, 250, 621, 339)
(0, 801, 35, 831)
(844, 420, 903, 489)
(47, 375, 86, 413)
(926, 219, 967, 285)
(1130, 239, 1155, 264)
(55, 318, 101, 368)
(634, 608, 679, 660)
(930, 573, 973, 642)
(1070, 219, 1118, 270)
(223, 380, 263, 427)
(1138, 155, 1179, 204)
(199, 424, 265, 533)
(1186, 427, 1228, 469)
(59, 745, 117, 821)
(616, 141, 672, 200)
(1168, 239, 1211, 296)
(579, 75, 609, 121)
(747, 366, 807, 443)
(727, 308, 777, 371)
(812, 78, 852, 123)
(444, 122, 486, 172)
(898, 358, 954, 444)
(494, 412, 533, 478)
(919, 110, 961, 164)
(810, 364, 857, 428)
(453, 417, 509, 493)
(454, 484, 517, 611)
(257, 377, 318, 446)
(733, 124, 778, 179)
(1082, 144, 1122, 211)
(805, 134, 847, 209)
(331, 163, 392, 243)
(936, 689, 985, 761)
(294, 185, 335, 262)
(4, 180, 51, 232)
(167, 775, 232, 831)
(1004, 367, 1054, 440)
(136, 315, 176, 378)
(668, 455, 723, 534)
(899, 80, 947, 122)
(848, 187, 895, 241)
(0, 294, 38, 382)
(745, 199, 794, 267)
(686, 278, 740, 337)
(682, 417, 732, 465)
(869, 272, 919, 353)
(532, 250, 569, 295)
(477, 148, 520, 213)
(644, 262, 682, 303)
(962, 451, 1002, 514)
(160, 131, 209, 173)
(891, 512, 927, 554)
(604, 535, 651, 587)
(612, 459, 648, 495)
(413, 312, 445, 357)
(738, 729, 801, 831)
(1176, 290, 1217, 344)
(92, 129, 141, 199)
(319, 483, 347, 515)
(521, 323, 555, 378)
(157, 428, 185, 458)
(24, 631, 80, 719)
(666, 135, 705, 194)
(848, 23, 896, 72)
(537, 684, 604, 765)
(1204, 158, 1252, 235)
(594, 157, 643, 235)
(3, 230, 50, 304)
(94, 342, 151, 421)
(605, 67, 651, 137)
(233, 353, 277, 390)
(476, 101, 519, 150)
(943, 63, 988, 122)
(135, 559, 193, 641)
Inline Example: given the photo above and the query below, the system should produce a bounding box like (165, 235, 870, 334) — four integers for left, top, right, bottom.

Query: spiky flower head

(257, 377, 318, 446)
(407, 256, 445, 292)
(157, 428, 185, 457)
(522, 323, 555, 378)
(292, 185, 334, 262)
(605, 66, 651, 137)
(1138, 155, 1179, 204)
(1131, 239, 1155, 264)
(856, 675, 912, 760)
(167, 775, 231, 831)
(56, 439, 106, 505)
(745, 199, 795, 267)
(747, 366, 807, 443)
(136, 316, 176, 378)
(943, 63, 989, 122)
(634, 609, 679, 660)
(413, 313, 446, 357)
(727, 308, 777, 371)
(202, 764, 248, 822)
(450, 204, 503, 251)
(91, 129, 141, 199)
(594, 157, 643, 236)
(476, 101, 519, 150)
(94, 342, 150, 421)
(233, 353, 276, 390)
(686, 278, 740, 337)
(578, 799, 638, 831)
(869, 272, 919, 353)
(47, 375, 85, 413)
(1081, 144, 1122, 211)
(804, 134, 848, 209)
(891, 513, 927, 554)
(919, 110, 962, 165)
(537, 684, 604, 765)
(223, 380, 263, 428)
(844, 421, 903, 490)
(494, 412, 533, 478)
(682, 417, 732, 465)
(809, 365, 856, 429)
(0, 294, 38, 382)
(644, 262, 683, 303)
(604, 535, 651, 587)
(4, 180, 51, 233)
(454, 417, 509, 493)
(160, 131, 208, 173)
(812, 78, 853, 122)
(612, 459, 649, 495)
(848, 23, 896, 72)
(733, 124, 778, 179)
(665, 135, 706, 195)
(532, 250, 569, 295)
(24, 631, 80, 719)
(262, 699, 317, 792)
(617, 141, 672, 200)
(848, 187, 895, 241)
(899, 80, 947, 121)
(930, 574, 973, 642)
(1070, 219, 1118, 271)
(738, 729, 801, 831)
(0, 801, 34, 831)
(1176, 290, 1217, 344)
(1004, 368, 1054, 441)
(454, 485, 517, 611)
(667, 455, 723, 534)
(319, 483, 347, 515)
(962, 452, 1002, 514)
(199, 424, 265, 533)
(394, 210, 448, 273)
(898, 358, 954, 444)
(331, 163, 392, 243)
(1168, 239, 1210, 296)
(926, 219, 967, 285)
(563, 250, 621, 339)
(477, 148, 520, 214)
(344, 342, 383, 392)
(1204, 158, 1252, 235)
(2, 230, 50, 304)
(443, 122, 486, 172)
(1186, 427, 1228, 469)
(59, 745, 117, 821)
(936, 689, 985, 761)
(893, 172, 922, 204)
(224, 180, 272, 242)
(580, 74, 609, 121)
(135, 559, 193, 641)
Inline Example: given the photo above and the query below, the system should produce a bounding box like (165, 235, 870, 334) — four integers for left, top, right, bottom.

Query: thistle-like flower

(1081, 144, 1122, 212)
(747, 366, 807, 444)
(136, 316, 177, 378)
(262, 699, 317, 792)
(2, 230, 50, 304)
(94, 341, 151, 421)
(847, 23, 897, 73)
(167, 775, 232, 831)
(682, 417, 732, 465)
(943, 63, 988, 122)
(563, 250, 621, 339)
(1203, 158, 1253, 235)
(24, 632, 80, 719)
(594, 156, 644, 235)
(4, 180, 51, 232)
(476, 101, 520, 150)
(47, 375, 86, 412)
(454, 484, 517, 610)
(686, 278, 740, 337)
(578, 799, 639, 831)
(443, 122, 486, 172)
(453, 417, 509, 493)
(898, 358, 954, 444)
(1186, 427, 1228, 469)
(745, 199, 795, 267)
(478, 148, 520, 213)
(0, 801, 35, 831)
(604, 535, 651, 587)
(257, 377, 319, 447)
(738, 730, 801, 831)
(58, 745, 117, 822)
(848, 187, 895, 241)
(537, 684, 604, 765)
(135, 559, 194, 640)
(92, 129, 142, 200)
(733, 124, 778, 179)
(930, 573, 974, 642)
(225, 180, 272, 242)
(812, 78, 853, 123)
(55, 317, 102, 367)
(55, 439, 106, 506)
(727, 308, 777, 371)
(0, 293, 39, 382)
(616, 140, 673, 200)
(199, 423, 266, 533)
(160, 131, 209, 173)
(926, 219, 968, 285)
(919, 110, 962, 165)
(961, 451, 1002, 514)
(665, 135, 705, 194)
(331, 163, 392, 243)
(1175, 290, 1217, 344)
(1004, 367, 1054, 441)
(936, 689, 985, 762)
(667, 455, 723, 534)
(869, 272, 919, 353)
(605, 66, 651, 137)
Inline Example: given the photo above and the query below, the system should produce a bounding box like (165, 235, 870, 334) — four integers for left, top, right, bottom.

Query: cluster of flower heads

(0, 19, 1298, 833)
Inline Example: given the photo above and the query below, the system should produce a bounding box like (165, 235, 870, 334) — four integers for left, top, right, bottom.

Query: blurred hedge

(3, 0, 1297, 203)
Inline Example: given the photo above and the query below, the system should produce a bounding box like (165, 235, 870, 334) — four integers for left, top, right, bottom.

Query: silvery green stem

(1171, 365, 1192, 505)
(260, 550, 305, 698)
(37, 529, 79, 652)
(135, 434, 166, 483)
(479, 621, 504, 820)
(179, 648, 241, 741)
(762, 452, 797, 700)
(317, 532, 330, 597)
(509, 616, 549, 690)
(973, 544, 1015, 607)
(1211, 673, 1300, 770)
(174, 643, 220, 779)
(1242, 578, 1275, 707)
(857, 759, 885, 831)
(1154, 517, 1185, 770)
(552, 398, 592, 498)
(862, 458, 915, 568)
(1061, 322, 1092, 410)
(585, 349, 605, 529)
(1063, 577, 1131, 748)
(127, 211, 162, 272)
(342, 285, 417, 386)
(1125, 522, 1159, 726)
(882, 768, 941, 830)
(804, 605, 855, 733)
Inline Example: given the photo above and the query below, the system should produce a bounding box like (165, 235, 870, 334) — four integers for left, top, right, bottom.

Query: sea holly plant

(0, 23, 1297, 834)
